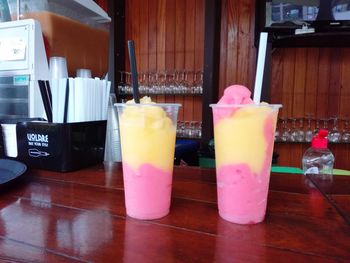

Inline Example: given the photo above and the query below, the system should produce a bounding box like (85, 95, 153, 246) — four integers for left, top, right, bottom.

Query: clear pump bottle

(302, 129, 334, 176)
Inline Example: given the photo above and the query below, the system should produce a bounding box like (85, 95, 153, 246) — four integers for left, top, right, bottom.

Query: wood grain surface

(0, 163, 349, 262)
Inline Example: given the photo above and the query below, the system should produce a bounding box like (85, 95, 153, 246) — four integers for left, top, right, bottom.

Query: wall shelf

(271, 31, 350, 48)
(117, 93, 202, 97)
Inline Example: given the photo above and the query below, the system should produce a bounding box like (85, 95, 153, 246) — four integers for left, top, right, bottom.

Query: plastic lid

(311, 129, 328, 149)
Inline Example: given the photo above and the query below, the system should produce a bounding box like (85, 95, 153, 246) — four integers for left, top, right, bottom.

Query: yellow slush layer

(119, 104, 176, 172)
(214, 106, 276, 174)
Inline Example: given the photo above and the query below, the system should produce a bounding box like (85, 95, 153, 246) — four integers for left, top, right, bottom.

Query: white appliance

(0, 18, 49, 119)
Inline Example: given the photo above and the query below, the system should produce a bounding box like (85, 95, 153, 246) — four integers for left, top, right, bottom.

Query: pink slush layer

(122, 163, 173, 220)
(216, 164, 270, 224)
(216, 115, 275, 224)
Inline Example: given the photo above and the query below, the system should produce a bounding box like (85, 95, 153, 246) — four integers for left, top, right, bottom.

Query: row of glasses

(177, 121, 202, 139)
(117, 70, 203, 95)
(275, 117, 350, 143)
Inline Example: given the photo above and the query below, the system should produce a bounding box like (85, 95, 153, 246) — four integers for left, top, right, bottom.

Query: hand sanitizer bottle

(302, 129, 334, 176)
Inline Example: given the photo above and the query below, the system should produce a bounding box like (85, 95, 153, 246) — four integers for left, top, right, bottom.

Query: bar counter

(0, 163, 349, 262)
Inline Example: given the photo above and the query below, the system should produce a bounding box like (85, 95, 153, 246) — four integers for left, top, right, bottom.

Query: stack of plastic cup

(49, 57, 68, 79)
(76, 68, 92, 78)
(1, 124, 18, 158)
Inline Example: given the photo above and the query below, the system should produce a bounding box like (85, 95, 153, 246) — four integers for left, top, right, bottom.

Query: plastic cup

(1, 124, 18, 158)
(115, 103, 181, 220)
(76, 68, 92, 78)
(49, 56, 68, 79)
(210, 103, 282, 224)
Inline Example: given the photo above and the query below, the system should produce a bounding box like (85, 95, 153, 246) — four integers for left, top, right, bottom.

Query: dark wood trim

(111, 0, 125, 99)
(107, 0, 115, 90)
(201, 0, 221, 152)
(261, 40, 272, 103)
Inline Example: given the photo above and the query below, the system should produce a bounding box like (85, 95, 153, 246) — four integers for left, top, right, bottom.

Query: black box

(16, 121, 107, 172)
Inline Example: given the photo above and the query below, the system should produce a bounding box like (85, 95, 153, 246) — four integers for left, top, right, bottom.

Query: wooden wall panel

(236, 0, 252, 86)
(120, 0, 350, 169)
(270, 49, 283, 105)
(174, 0, 186, 121)
(270, 48, 350, 169)
(193, 0, 205, 122)
(183, 0, 196, 121)
(316, 48, 331, 119)
(340, 51, 350, 119)
(124, 0, 205, 122)
(218, 0, 228, 100)
(139, 0, 149, 72)
(225, 0, 239, 87)
(305, 49, 319, 117)
(156, 0, 166, 103)
(148, 0, 158, 73)
(165, 0, 176, 105)
(281, 49, 295, 117)
(293, 49, 306, 118)
(219, 0, 257, 96)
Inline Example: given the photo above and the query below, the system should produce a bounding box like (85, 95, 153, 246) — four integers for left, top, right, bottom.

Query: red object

(311, 129, 328, 149)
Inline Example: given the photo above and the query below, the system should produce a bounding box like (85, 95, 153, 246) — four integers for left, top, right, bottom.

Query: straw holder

(2, 120, 107, 172)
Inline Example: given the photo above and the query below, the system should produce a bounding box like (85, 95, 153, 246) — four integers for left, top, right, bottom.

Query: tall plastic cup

(49, 56, 68, 79)
(115, 103, 181, 220)
(210, 103, 282, 224)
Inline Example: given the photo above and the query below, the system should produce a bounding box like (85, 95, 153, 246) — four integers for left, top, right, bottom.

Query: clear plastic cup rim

(210, 103, 282, 109)
(114, 103, 182, 109)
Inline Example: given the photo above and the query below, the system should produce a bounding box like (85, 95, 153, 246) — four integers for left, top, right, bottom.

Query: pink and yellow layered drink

(116, 97, 180, 220)
(211, 85, 281, 224)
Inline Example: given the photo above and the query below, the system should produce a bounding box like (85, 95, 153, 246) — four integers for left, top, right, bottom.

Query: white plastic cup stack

(104, 94, 122, 162)
(76, 68, 92, 78)
(1, 124, 18, 158)
(49, 56, 68, 79)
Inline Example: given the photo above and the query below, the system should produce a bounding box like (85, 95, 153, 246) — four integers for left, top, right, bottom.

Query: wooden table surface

(0, 163, 349, 262)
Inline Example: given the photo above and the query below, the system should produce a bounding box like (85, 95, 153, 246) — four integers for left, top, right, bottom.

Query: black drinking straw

(63, 79, 69, 123)
(38, 80, 52, 122)
(44, 80, 52, 108)
(127, 40, 140, 103)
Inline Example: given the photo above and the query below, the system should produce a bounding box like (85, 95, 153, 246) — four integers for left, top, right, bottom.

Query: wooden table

(0, 163, 349, 262)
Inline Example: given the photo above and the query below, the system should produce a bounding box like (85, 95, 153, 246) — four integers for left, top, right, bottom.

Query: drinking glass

(177, 121, 184, 137)
(274, 118, 282, 142)
(118, 71, 126, 95)
(179, 71, 189, 94)
(164, 71, 173, 94)
(125, 72, 132, 94)
(288, 118, 297, 142)
(280, 118, 290, 142)
(313, 118, 321, 136)
(329, 117, 342, 143)
(149, 72, 155, 94)
(197, 71, 203, 94)
(197, 121, 202, 138)
(304, 116, 314, 142)
(295, 118, 305, 142)
(138, 72, 148, 94)
(341, 119, 350, 143)
(184, 121, 191, 137)
(320, 118, 328, 132)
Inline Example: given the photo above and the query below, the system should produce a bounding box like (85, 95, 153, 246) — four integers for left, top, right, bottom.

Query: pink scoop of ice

(214, 85, 254, 124)
(218, 85, 253, 105)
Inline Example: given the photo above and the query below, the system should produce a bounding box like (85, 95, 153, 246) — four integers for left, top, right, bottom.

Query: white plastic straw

(253, 32, 268, 104)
